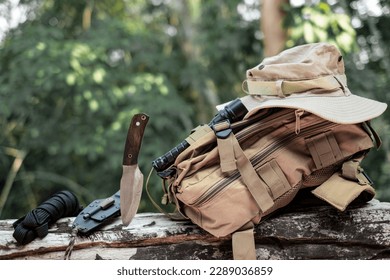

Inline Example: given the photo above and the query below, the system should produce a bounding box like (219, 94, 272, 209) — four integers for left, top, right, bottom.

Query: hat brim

(220, 94, 387, 124)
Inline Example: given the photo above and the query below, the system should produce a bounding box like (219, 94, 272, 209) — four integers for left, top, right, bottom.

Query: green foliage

(0, 0, 389, 218)
(0, 6, 193, 217)
(284, 2, 357, 52)
(196, 0, 262, 104)
(0, 0, 263, 218)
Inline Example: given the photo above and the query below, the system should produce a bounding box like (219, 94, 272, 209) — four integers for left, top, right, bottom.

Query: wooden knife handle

(122, 113, 149, 165)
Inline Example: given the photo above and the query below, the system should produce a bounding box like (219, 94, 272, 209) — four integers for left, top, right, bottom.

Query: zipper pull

(295, 109, 305, 134)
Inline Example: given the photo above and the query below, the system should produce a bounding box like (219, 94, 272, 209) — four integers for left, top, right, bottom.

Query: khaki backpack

(150, 43, 387, 260)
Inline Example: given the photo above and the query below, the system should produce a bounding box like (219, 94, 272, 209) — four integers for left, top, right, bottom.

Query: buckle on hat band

(244, 74, 347, 97)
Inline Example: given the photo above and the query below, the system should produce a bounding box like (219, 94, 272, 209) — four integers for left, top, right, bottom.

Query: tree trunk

(261, 0, 288, 57)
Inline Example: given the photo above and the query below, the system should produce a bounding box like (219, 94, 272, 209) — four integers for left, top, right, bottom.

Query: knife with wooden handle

(120, 113, 149, 226)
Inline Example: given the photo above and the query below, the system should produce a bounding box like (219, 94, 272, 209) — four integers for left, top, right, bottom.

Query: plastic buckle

(157, 167, 177, 179)
(212, 120, 232, 139)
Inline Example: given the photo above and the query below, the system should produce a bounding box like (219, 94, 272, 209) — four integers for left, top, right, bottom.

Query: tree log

(0, 199, 389, 260)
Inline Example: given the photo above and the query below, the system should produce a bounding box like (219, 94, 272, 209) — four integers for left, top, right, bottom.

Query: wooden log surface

(0, 199, 389, 260)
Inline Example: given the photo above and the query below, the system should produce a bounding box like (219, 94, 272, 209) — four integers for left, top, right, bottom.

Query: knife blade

(120, 113, 149, 226)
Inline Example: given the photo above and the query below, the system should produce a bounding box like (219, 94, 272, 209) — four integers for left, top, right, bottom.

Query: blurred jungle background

(0, 0, 389, 219)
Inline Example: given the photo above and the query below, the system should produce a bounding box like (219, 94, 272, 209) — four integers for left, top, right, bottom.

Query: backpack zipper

(189, 118, 339, 207)
(234, 109, 297, 143)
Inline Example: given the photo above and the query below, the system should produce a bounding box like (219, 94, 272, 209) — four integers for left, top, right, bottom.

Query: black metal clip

(72, 191, 121, 235)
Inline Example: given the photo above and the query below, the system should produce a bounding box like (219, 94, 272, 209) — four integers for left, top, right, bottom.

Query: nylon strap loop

(213, 121, 237, 173)
(257, 159, 291, 199)
(306, 131, 343, 169)
(245, 74, 347, 96)
(217, 134, 237, 173)
(275, 80, 285, 97)
(342, 160, 371, 185)
(232, 222, 256, 260)
(185, 125, 213, 145)
(214, 124, 274, 210)
(231, 135, 274, 213)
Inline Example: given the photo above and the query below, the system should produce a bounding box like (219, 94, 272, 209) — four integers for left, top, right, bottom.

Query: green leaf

(336, 32, 354, 52)
(313, 26, 327, 41)
(303, 21, 316, 43)
(336, 14, 356, 36)
(310, 9, 329, 29)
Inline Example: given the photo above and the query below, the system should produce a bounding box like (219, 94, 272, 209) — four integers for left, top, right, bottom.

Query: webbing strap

(185, 125, 213, 145)
(232, 222, 256, 260)
(213, 121, 237, 173)
(215, 125, 274, 212)
(257, 159, 290, 199)
(217, 135, 237, 173)
(244, 74, 347, 97)
(231, 135, 274, 213)
(342, 160, 372, 185)
(306, 131, 343, 169)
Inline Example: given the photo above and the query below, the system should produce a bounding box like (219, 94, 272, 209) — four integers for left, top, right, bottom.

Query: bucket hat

(221, 43, 387, 124)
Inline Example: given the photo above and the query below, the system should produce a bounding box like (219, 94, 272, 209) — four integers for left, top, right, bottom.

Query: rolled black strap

(13, 190, 82, 245)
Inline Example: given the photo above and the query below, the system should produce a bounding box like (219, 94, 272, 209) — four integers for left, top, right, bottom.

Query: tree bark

(0, 199, 389, 260)
(261, 0, 289, 57)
